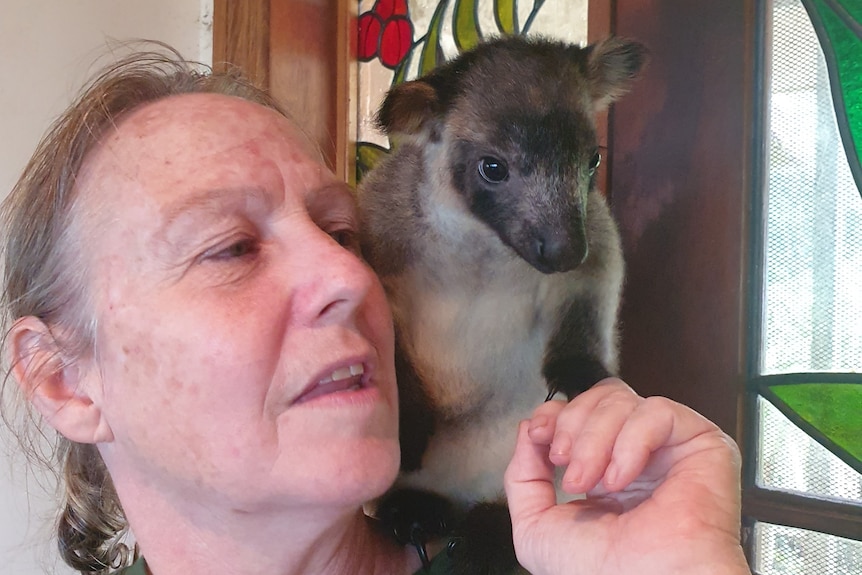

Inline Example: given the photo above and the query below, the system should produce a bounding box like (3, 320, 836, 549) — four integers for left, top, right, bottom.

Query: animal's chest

(386, 256, 568, 417)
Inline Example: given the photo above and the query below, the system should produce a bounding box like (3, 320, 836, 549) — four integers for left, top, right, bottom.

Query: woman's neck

(115, 479, 421, 575)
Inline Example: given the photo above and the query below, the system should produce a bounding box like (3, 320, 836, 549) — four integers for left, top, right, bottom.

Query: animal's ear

(584, 37, 648, 111)
(375, 78, 444, 138)
(6, 316, 113, 444)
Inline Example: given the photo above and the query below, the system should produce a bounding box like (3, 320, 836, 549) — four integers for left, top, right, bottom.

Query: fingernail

(564, 461, 583, 487)
(551, 432, 571, 456)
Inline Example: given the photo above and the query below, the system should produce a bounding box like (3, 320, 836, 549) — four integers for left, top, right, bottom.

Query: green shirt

(420, 548, 453, 574)
(114, 551, 453, 574)
(114, 557, 146, 575)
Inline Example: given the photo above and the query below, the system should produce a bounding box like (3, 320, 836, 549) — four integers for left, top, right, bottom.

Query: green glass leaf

(828, 0, 862, 23)
(454, 0, 481, 51)
(494, 0, 518, 34)
(392, 46, 415, 86)
(767, 381, 862, 473)
(356, 141, 390, 184)
(802, 0, 862, 198)
(419, 0, 450, 76)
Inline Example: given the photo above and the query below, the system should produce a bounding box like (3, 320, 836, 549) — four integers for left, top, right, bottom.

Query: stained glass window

(353, 0, 588, 182)
(751, 0, 862, 572)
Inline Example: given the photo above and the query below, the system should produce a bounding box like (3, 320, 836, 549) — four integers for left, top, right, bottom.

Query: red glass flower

(357, 0, 414, 69)
(379, 16, 413, 68)
(358, 12, 383, 61)
(374, 0, 409, 20)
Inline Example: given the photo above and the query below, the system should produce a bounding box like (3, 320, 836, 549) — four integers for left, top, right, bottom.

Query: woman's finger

(526, 382, 633, 489)
(527, 400, 566, 445)
(504, 420, 558, 524)
(533, 379, 636, 465)
(554, 381, 641, 492)
(605, 396, 732, 490)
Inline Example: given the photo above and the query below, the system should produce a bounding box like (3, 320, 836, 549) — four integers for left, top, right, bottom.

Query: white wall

(0, 2, 211, 572)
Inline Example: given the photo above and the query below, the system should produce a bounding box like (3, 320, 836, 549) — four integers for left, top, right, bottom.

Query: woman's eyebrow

(308, 182, 358, 211)
(154, 187, 275, 244)
(160, 188, 275, 227)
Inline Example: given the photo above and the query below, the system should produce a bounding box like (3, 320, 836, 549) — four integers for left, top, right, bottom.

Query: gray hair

(0, 41, 287, 573)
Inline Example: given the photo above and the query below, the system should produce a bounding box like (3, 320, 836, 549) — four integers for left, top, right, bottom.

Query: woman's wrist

(665, 543, 749, 575)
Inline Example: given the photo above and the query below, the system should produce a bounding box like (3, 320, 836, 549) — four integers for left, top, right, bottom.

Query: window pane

(757, 396, 862, 502)
(753, 521, 862, 575)
(355, 0, 588, 149)
(762, 0, 862, 375)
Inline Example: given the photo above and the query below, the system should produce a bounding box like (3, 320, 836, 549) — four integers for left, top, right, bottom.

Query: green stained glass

(756, 0, 862, 486)
(763, 379, 862, 474)
(356, 0, 566, 181)
(802, 0, 862, 197)
(356, 142, 390, 182)
(418, 0, 449, 77)
(454, 0, 481, 52)
(494, 0, 518, 34)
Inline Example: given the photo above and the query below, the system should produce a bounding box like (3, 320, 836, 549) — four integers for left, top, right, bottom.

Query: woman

(1, 46, 750, 575)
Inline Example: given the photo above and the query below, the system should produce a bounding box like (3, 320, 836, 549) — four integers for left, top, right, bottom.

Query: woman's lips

(293, 363, 366, 404)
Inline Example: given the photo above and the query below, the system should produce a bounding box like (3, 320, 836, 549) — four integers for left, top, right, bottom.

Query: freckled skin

(73, 93, 401, 516)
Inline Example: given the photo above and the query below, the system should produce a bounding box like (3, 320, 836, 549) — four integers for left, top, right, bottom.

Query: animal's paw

(374, 489, 455, 565)
(448, 500, 522, 575)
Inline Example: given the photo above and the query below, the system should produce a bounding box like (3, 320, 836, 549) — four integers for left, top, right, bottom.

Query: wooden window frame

(740, 0, 861, 546)
(607, 0, 860, 558)
(212, 0, 353, 181)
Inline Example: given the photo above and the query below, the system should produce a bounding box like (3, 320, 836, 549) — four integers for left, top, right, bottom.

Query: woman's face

(75, 93, 400, 512)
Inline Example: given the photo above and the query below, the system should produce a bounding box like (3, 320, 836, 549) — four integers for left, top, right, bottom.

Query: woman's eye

(330, 229, 360, 253)
(205, 238, 260, 261)
(478, 156, 509, 183)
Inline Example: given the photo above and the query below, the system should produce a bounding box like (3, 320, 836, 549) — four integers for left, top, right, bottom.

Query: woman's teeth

(295, 363, 367, 404)
(318, 363, 364, 386)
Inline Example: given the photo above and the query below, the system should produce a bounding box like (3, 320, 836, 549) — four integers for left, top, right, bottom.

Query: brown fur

(358, 35, 647, 574)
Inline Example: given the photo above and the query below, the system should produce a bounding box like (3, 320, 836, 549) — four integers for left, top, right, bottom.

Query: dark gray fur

(358, 35, 646, 574)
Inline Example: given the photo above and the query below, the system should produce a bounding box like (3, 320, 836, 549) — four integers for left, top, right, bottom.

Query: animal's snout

(534, 228, 588, 273)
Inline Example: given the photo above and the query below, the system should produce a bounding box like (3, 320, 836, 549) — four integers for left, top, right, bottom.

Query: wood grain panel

(269, 0, 339, 171)
(588, 0, 614, 196)
(212, 0, 271, 88)
(213, 0, 346, 176)
(608, 0, 754, 436)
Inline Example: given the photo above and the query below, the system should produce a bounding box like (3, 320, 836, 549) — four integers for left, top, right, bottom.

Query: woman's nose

(288, 227, 377, 326)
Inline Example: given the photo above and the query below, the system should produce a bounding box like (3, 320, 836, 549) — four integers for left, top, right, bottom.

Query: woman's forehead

(71, 92, 334, 251)
(79, 94, 320, 199)
(110, 93, 299, 156)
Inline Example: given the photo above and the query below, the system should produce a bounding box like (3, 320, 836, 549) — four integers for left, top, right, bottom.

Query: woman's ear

(7, 316, 113, 444)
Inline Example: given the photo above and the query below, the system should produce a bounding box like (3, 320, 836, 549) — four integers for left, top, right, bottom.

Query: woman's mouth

(293, 363, 366, 404)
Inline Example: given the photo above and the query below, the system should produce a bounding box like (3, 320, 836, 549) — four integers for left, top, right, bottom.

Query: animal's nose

(535, 229, 588, 273)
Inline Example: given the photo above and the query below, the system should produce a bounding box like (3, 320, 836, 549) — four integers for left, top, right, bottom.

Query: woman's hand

(504, 378, 750, 575)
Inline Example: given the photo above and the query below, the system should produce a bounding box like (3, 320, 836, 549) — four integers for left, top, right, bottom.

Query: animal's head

(376, 36, 646, 273)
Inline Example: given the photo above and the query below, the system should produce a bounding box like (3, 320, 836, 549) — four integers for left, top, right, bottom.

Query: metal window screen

(762, 0, 862, 376)
(757, 396, 861, 502)
(754, 522, 862, 575)
(755, 0, 862, 569)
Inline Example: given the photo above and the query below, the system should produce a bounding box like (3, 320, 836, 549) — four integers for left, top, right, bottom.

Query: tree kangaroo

(357, 35, 646, 574)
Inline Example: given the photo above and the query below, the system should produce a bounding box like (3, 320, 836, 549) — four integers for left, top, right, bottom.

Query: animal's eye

(588, 151, 602, 174)
(478, 157, 509, 183)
